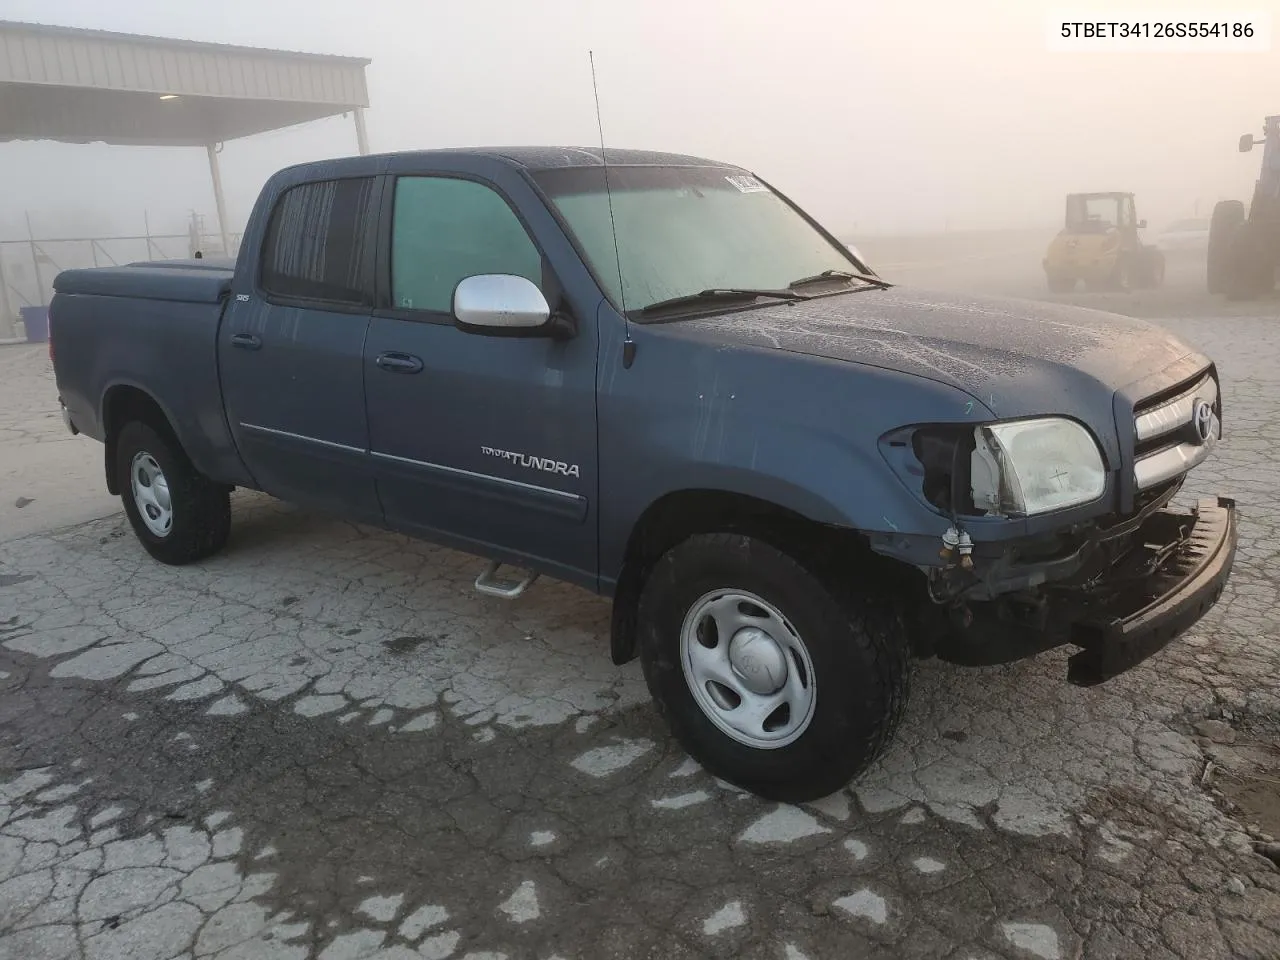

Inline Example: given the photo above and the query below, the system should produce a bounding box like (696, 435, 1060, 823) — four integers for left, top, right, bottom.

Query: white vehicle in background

(1155, 217, 1211, 255)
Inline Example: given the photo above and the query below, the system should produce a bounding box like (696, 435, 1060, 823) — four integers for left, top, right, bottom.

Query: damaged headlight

(970, 418, 1106, 516)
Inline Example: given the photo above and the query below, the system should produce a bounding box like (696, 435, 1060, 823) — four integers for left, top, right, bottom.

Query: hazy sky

(1, 0, 1276, 243)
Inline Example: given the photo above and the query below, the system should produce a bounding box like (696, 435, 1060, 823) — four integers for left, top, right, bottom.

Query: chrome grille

(1132, 372, 1220, 491)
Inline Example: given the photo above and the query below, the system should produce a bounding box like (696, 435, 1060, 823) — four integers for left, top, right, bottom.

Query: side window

(391, 176, 542, 314)
(260, 177, 377, 305)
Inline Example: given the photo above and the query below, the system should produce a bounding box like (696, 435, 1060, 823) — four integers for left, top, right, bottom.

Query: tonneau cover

(53, 262, 233, 305)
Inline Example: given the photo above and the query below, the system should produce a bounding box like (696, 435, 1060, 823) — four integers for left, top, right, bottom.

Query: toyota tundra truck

(49, 148, 1237, 801)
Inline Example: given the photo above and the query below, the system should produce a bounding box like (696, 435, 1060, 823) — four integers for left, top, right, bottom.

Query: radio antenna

(588, 51, 635, 368)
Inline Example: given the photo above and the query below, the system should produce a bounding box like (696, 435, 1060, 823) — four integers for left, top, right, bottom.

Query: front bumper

(932, 497, 1237, 685)
(1063, 496, 1236, 686)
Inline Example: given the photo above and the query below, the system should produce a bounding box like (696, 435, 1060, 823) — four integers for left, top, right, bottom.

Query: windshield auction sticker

(1046, 9, 1271, 51)
(725, 175, 769, 194)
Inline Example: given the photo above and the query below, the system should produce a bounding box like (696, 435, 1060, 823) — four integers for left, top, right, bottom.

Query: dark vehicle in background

(50, 148, 1237, 801)
(1209, 115, 1280, 299)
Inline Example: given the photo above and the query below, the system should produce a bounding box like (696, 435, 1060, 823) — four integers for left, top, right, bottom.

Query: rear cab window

(259, 177, 379, 307)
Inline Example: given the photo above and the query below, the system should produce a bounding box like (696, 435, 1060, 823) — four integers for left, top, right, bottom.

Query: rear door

(362, 171, 599, 585)
(218, 175, 382, 522)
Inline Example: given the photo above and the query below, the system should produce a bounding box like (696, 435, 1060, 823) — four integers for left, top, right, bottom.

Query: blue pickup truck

(50, 148, 1236, 801)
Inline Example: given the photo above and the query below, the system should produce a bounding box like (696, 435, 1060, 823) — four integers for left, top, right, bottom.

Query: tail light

(47, 308, 54, 365)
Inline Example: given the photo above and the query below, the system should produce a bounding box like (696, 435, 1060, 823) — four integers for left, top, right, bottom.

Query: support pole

(206, 142, 232, 256)
(26, 212, 45, 306)
(0, 248, 14, 340)
(354, 107, 370, 156)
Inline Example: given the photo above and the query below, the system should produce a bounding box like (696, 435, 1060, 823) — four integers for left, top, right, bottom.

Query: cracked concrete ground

(0, 345, 118, 542)
(2, 282, 1279, 958)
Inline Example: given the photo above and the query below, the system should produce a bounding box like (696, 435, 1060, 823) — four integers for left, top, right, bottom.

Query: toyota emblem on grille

(1192, 399, 1215, 443)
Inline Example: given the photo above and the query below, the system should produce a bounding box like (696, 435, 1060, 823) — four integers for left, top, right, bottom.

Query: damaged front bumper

(933, 497, 1237, 686)
(1062, 496, 1236, 686)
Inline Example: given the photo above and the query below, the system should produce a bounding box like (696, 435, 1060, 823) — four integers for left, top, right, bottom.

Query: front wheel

(1135, 249, 1166, 289)
(1207, 200, 1245, 294)
(637, 533, 910, 802)
(1149, 252, 1166, 288)
(116, 420, 231, 565)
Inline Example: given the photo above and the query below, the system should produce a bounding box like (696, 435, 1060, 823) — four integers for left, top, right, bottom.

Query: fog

(1, 0, 1276, 243)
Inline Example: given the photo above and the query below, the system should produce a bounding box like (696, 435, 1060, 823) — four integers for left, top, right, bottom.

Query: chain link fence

(1, 213, 241, 341)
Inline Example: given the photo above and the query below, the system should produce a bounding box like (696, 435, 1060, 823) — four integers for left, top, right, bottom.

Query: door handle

(376, 352, 424, 374)
(230, 333, 262, 350)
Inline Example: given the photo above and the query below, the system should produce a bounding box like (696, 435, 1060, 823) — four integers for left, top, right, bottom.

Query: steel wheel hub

(679, 589, 816, 749)
(130, 451, 173, 538)
(727, 627, 787, 695)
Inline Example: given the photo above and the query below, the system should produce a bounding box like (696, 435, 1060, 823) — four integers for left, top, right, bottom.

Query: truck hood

(673, 287, 1200, 419)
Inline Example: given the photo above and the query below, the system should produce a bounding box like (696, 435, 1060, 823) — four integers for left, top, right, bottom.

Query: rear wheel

(1207, 200, 1245, 295)
(116, 420, 231, 565)
(1046, 274, 1076, 294)
(1134, 248, 1165, 289)
(1150, 251, 1166, 288)
(1225, 220, 1276, 301)
(636, 533, 910, 802)
(1110, 257, 1133, 292)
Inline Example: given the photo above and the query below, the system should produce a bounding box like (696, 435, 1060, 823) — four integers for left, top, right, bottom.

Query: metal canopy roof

(0, 20, 371, 146)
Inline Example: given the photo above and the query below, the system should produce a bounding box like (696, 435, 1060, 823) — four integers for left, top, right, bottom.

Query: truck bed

(54, 259, 234, 304)
(50, 259, 248, 489)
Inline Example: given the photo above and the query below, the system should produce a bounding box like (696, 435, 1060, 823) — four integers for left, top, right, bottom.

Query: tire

(1134, 248, 1165, 289)
(1149, 251, 1166, 288)
(1225, 220, 1276, 301)
(1208, 200, 1245, 294)
(116, 420, 231, 565)
(1046, 275, 1075, 294)
(636, 533, 910, 802)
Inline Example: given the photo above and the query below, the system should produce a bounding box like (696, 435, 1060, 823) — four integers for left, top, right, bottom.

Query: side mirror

(1240, 133, 1256, 153)
(453, 274, 556, 337)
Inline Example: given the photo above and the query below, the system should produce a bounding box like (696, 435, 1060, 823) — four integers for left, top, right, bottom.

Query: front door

(363, 173, 598, 585)
(218, 175, 382, 522)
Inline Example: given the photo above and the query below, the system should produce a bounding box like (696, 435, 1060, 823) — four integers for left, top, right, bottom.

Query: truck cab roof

(276, 146, 748, 180)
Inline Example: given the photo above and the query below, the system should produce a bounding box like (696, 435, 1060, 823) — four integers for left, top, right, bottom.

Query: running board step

(475, 561, 539, 599)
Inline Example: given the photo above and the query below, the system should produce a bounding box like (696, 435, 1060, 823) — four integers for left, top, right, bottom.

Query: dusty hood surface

(671, 287, 1202, 417)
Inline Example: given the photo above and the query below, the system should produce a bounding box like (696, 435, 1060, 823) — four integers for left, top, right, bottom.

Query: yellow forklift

(1042, 192, 1165, 293)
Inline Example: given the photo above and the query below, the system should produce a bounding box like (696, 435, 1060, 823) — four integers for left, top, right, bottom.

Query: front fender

(597, 318, 995, 580)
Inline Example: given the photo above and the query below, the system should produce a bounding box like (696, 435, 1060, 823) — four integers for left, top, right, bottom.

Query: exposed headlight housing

(971, 417, 1106, 516)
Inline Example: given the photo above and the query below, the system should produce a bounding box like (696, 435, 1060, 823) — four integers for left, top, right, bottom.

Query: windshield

(1065, 195, 1124, 232)
(533, 165, 866, 317)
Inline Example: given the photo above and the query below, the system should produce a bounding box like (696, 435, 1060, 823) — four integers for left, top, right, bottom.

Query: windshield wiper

(639, 288, 809, 316)
(787, 269, 893, 290)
